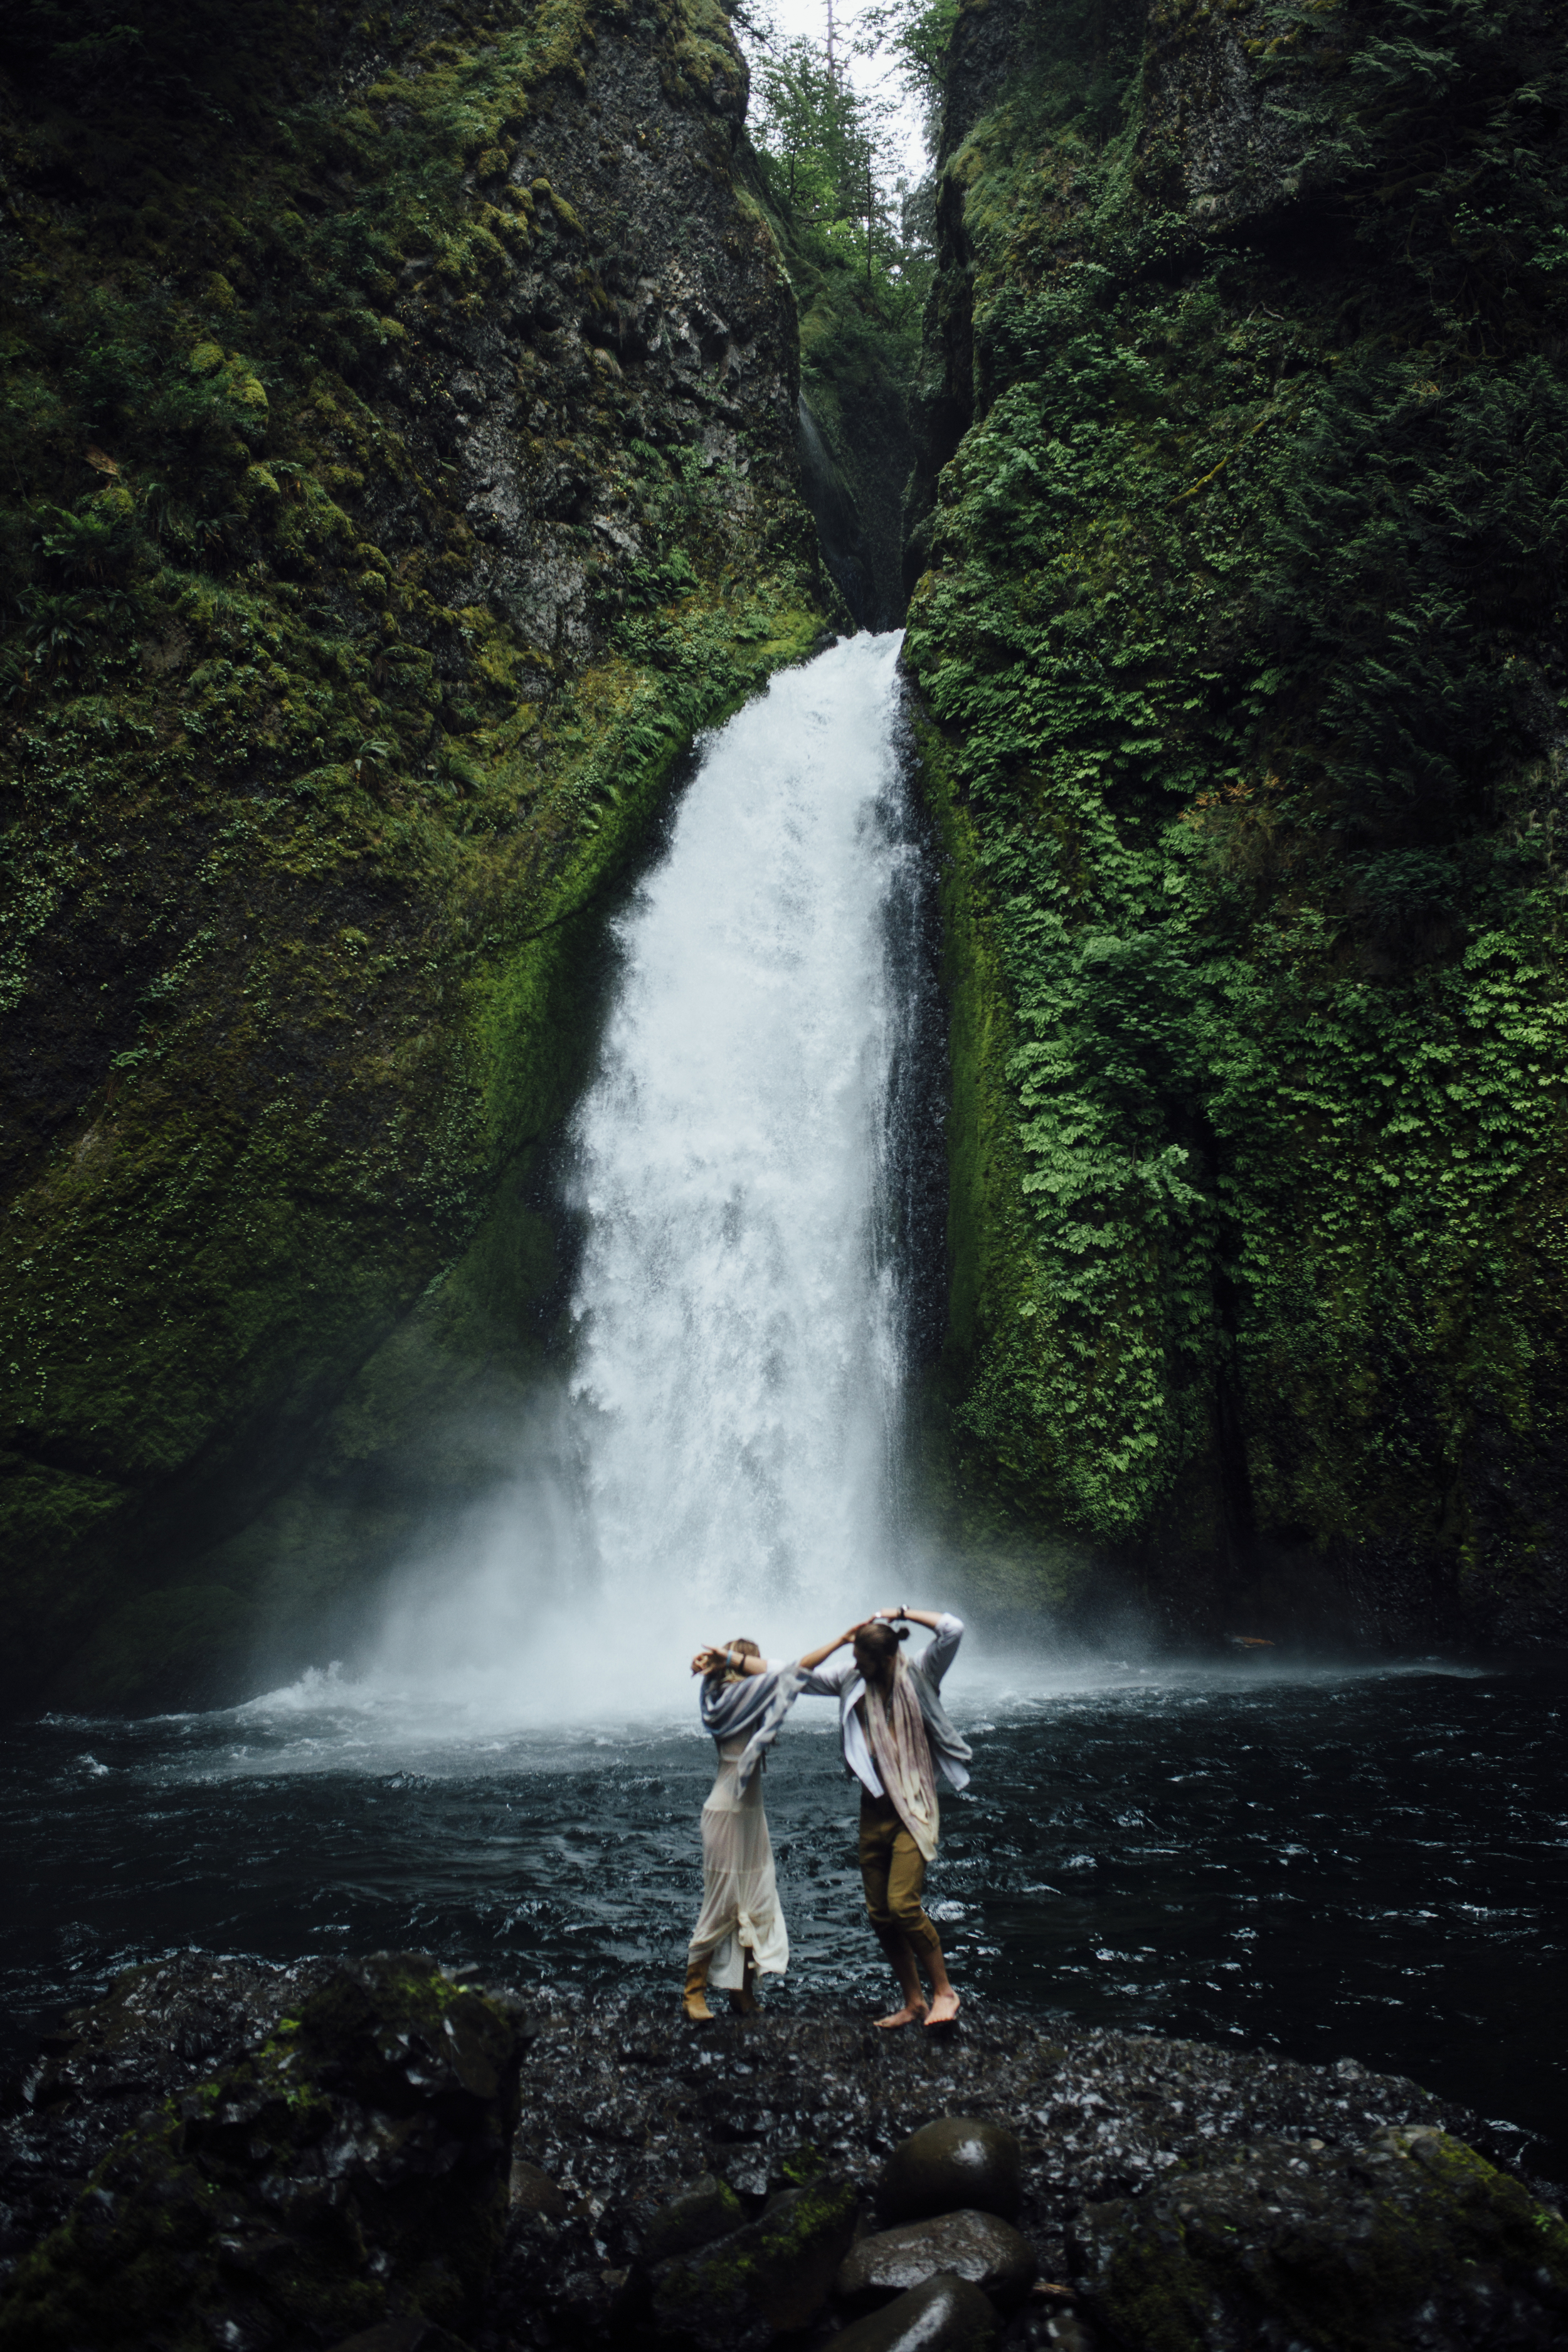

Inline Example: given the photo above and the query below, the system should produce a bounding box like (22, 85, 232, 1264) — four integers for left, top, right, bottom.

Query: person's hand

(692, 1645, 726, 1675)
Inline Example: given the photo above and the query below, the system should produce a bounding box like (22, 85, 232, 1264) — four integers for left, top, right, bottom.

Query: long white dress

(687, 1661, 803, 1989)
(688, 1730, 789, 1989)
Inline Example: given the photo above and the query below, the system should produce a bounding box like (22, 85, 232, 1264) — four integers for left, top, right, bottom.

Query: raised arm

(798, 1622, 871, 1673)
(691, 1645, 767, 1678)
(876, 1607, 963, 1685)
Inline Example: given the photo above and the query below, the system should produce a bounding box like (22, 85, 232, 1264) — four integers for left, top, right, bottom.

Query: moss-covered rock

(649, 2172, 859, 2348)
(640, 2171, 748, 2264)
(903, 0, 1568, 1644)
(0, 0, 830, 1708)
(1069, 2126, 1568, 2351)
(0, 1954, 531, 2352)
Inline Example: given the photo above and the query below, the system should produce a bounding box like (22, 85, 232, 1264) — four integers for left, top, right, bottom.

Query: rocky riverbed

(1, 1957, 1564, 2351)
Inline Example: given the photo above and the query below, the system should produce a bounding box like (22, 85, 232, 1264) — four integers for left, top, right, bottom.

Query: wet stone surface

(879, 2117, 1024, 2225)
(837, 2210, 1039, 2314)
(832, 2273, 999, 2352)
(0, 1954, 529, 2348)
(1070, 2126, 1568, 2352)
(3, 1963, 1564, 2349)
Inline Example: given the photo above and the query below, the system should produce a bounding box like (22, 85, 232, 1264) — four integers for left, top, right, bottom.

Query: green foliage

(739, 17, 931, 622)
(906, 0, 1568, 1596)
(0, 0, 829, 1703)
(748, 30, 931, 328)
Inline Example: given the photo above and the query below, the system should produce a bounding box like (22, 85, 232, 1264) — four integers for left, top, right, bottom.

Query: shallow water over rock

(4, 1658, 1564, 2178)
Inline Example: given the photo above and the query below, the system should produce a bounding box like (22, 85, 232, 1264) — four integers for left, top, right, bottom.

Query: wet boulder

(508, 2156, 568, 2219)
(650, 2173, 859, 2349)
(837, 2208, 1039, 2314)
(831, 2272, 999, 2352)
(641, 2171, 748, 2263)
(0, 1954, 531, 2352)
(879, 2117, 1024, 2225)
(1070, 2126, 1568, 2351)
(326, 2324, 474, 2352)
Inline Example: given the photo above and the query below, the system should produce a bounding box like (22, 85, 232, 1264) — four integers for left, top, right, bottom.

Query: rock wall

(0, 0, 828, 1710)
(903, 0, 1568, 1647)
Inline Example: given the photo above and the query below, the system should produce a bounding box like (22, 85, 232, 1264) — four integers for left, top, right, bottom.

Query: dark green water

(3, 1658, 1562, 2176)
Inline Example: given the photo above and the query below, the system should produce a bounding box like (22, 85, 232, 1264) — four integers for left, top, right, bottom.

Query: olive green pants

(858, 1790, 941, 1964)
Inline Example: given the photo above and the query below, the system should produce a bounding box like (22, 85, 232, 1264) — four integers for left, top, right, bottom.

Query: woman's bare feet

(923, 1988, 961, 2028)
(874, 2000, 928, 2029)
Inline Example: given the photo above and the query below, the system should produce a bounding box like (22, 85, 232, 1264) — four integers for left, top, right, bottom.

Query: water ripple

(3, 1661, 1563, 2176)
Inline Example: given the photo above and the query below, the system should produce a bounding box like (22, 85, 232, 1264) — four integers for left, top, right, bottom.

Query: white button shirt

(798, 1613, 968, 1798)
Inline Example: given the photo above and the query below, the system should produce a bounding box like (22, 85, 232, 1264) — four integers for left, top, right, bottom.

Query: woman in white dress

(682, 1638, 805, 2023)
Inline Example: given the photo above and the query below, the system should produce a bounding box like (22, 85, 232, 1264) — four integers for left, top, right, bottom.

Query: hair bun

(895, 1623, 910, 1641)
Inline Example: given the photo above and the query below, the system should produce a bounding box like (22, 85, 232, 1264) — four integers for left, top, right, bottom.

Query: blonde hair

(719, 1636, 760, 1683)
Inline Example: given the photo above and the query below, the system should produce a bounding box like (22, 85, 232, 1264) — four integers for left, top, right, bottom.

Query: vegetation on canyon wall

(0, 0, 828, 1708)
(746, 26, 932, 622)
(7, 0, 1567, 1705)
(904, 0, 1568, 1639)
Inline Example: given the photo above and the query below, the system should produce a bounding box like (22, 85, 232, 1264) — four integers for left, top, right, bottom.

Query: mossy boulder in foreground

(0, 1955, 531, 2352)
(4, 1972, 1564, 2351)
(647, 2172, 859, 2348)
(1071, 2126, 1568, 2351)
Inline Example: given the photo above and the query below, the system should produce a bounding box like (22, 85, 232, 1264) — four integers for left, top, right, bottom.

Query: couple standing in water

(683, 1607, 971, 2028)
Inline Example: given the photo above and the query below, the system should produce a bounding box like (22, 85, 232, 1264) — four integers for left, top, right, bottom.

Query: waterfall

(570, 627, 921, 1623)
(369, 630, 933, 1717)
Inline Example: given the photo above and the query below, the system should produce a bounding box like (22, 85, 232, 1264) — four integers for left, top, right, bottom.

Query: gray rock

(837, 2208, 1039, 2314)
(650, 2173, 859, 2349)
(327, 2324, 474, 2352)
(830, 2273, 999, 2352)
(1070, 2126, 1568, 2352)
(640, 2169, 746, 2262)
(509, 2156, 568, 2218)
(879, 2117, 1024, 2225)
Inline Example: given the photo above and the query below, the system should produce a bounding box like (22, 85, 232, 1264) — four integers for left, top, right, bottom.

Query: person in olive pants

(798, 1606, 973, 2029)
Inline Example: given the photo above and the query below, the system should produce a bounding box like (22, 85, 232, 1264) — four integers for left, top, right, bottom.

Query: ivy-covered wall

(0, 0, 829, 1710)
(904, 0, 1568, 1645)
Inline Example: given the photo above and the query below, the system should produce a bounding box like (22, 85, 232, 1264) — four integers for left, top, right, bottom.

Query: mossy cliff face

(903, 0, 1568, 1643)
(0, 0, 828, 1711)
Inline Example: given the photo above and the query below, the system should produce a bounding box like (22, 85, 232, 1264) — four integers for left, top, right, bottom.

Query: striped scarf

(862, 1650, 940, 1862)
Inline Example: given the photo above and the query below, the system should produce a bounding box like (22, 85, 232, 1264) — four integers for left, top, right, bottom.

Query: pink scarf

(862, 1651, 940, 1861)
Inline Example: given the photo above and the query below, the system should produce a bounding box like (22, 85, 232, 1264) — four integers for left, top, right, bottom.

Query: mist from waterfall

(360, 630, 936, 1724)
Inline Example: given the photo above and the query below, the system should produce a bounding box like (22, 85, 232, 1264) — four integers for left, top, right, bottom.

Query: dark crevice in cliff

(794, 393, 877, 628)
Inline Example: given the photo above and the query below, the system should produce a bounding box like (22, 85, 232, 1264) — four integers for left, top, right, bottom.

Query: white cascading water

(355, 630, 931, 1724)
(569, 627, 913, 1624)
